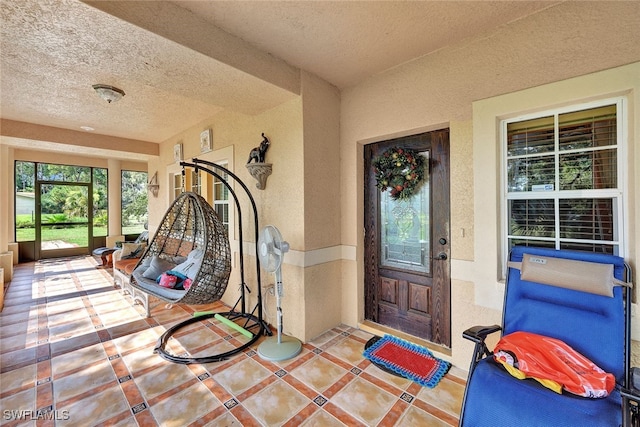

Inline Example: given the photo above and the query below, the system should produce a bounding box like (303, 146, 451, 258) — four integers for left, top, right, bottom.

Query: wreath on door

(373, 147, 425, 200)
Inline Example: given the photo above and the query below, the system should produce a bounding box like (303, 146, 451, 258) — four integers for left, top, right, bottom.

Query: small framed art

(200, 129, 212, 153)
(173, 143, 183, 163)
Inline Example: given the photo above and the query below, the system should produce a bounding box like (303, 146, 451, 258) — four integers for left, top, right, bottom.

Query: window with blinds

(212, 166, 229, 233)
(504, 100, 624, 255)
(171, 165, 230, 233)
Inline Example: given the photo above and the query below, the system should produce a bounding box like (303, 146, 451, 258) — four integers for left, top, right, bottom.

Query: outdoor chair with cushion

(111, 230, 148, 290)
(459, 246, 640, 426)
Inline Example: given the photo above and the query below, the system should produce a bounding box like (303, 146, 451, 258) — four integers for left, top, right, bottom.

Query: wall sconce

(245, 133, 272, 190)
(246, 163, 272, 190)
(92, 84, 125, 103)
(147, 171, 160, 197)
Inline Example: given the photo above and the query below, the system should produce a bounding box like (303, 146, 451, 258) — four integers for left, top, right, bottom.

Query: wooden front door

(364, 129, 451, 347)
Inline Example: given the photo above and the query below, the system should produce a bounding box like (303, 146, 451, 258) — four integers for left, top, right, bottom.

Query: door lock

(437, 252, 448, 260)
(439, 238, 447, 245)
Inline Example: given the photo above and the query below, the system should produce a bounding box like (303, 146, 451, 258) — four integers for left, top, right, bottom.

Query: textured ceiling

(1, 0, 639, 160)
(0, 0, 298, 145)
(173, 0, 558, 89)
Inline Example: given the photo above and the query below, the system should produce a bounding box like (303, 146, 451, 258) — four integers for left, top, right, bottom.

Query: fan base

(258, 335, 302, 361)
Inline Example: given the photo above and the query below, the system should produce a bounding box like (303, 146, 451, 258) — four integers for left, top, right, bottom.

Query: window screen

(505, 102, 623, 255)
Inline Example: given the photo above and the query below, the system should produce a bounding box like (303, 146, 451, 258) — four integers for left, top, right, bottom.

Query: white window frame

(501, 96, 627, 266)
(190, 169, 201, 194)
(211, 161, 230, 233)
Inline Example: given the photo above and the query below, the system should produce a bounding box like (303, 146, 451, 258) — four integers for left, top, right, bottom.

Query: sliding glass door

(37, 182, 92, 259)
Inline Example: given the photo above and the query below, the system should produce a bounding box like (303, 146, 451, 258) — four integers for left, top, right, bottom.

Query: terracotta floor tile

(49, 332, 101, 358)
(242, 380, 309, 426)
(299, 409, 346, 427)
(416, 376, 465, 417)
(324, 336, 368, 366)
(47, 308, 90, 328)
(55, 385, 130, 427)
(363, 362, 413, 391)
(192, 338, 238, 365)
(48, 318, 95, 342)
(0, 301, 35, 317)
(0, 347, 36, 371)
(0, 387, 35, 414)
(135, 361, 196, 401)
(0, 363, 36, 394)
(51, 342, 107, 378)
(202, 410, 243, 426)
(111, 326, 163, 355)
(0, 257, 464, 427)
(309, 329, 342, 347)
(98, 306, 141, 327)
(290, 354, 348, 393)
(121, 345, 165, 375)
(212, 357, 272, 396)
(46, 299, 86, 316)
(149, 380, 220, 427)
(1, 330, 38, 354)
(90, 292, 133, 308)
(0, 310, 32, 328)
(331, 377, 397, 425)
(396, 405, 452, 427)
(54, 360, 117, 403)
(174, 324, 221, 352)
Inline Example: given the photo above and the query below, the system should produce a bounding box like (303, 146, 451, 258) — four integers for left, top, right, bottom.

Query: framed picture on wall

(173, 143, 182, 163)
(200, 129, 212, 153)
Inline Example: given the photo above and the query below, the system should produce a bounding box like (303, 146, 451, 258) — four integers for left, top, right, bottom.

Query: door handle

(437, 252, 447, 260)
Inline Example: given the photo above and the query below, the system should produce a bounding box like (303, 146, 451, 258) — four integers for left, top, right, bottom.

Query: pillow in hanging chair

(160, 254, 188, 265)
(138, 256, 152, 271)
(173, 249, 205, 280)
(157, 273, 178, 288)
(142, 256, 176, 281)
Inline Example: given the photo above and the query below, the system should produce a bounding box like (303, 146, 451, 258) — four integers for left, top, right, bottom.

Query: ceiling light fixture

(92, 84, 125, 103)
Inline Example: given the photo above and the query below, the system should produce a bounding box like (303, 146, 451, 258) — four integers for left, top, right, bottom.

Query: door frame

(363, 128, 451, 347)
(35, 181, 93, 260)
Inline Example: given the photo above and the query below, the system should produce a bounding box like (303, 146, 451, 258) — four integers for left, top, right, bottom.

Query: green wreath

(373, 147, 425, 200)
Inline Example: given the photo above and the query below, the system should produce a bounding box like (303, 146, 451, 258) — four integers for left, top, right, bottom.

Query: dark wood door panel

(379, 277, 398, 305)
(364, 129, 450, 346)
(408, 281, 431, 315)
(378, 302, 432, 339)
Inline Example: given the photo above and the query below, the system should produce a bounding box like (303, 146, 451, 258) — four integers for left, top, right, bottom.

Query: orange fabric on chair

(493, 331, 615, 398)
(114, 258, 140, 276)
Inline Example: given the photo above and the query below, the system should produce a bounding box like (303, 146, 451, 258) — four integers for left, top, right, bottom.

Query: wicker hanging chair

(127, 192, 231, 316)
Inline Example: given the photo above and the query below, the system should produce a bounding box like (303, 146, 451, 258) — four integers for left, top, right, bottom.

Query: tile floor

(0, 256, 465, 426)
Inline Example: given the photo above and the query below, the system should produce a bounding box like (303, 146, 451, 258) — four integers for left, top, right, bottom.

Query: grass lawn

(16, 226, 107, 246)
(16, 215, 145, 246)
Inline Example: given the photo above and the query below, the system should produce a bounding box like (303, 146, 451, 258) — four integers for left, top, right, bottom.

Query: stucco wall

(341, 62, 640, 370)
(149, 81, 344, 342)
(149, 97, 305, 336)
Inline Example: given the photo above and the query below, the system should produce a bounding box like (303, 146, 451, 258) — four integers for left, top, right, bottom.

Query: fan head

(258, 225, 289, 273)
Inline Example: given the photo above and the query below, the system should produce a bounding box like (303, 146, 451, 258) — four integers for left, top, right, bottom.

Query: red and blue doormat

(363, 335, 450, 388)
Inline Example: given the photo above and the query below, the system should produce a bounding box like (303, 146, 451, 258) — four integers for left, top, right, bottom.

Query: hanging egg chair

(127, 191, 231, 316)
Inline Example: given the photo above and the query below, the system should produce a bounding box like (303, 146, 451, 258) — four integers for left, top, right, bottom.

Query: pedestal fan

(257, 225, 302, 361)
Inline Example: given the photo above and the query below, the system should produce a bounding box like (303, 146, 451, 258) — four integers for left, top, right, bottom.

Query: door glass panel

(93, 168, 108, 237)
(37, 164, 91, 182)
(380, 151, 430, 274)
(121, 171, 148, 235)
(40, 184, 89, 250)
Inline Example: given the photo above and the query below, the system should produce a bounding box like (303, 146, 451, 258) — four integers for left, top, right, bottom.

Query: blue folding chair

(459, 246, 639, 426)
